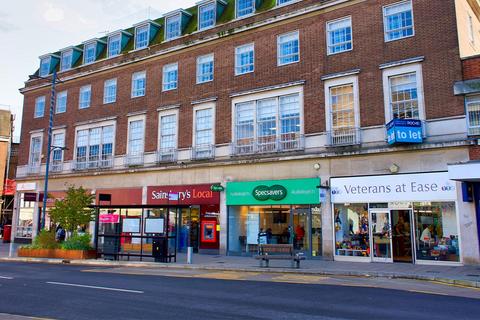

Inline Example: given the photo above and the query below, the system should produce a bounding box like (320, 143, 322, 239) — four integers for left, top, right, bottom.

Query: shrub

(61, 233, 93, 251)
(28, 230, 60, 249)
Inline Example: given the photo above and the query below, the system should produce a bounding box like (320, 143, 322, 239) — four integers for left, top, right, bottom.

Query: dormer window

(60, 49, 73, 71)
(135, 25, 149, 49)
(236, 0, 255, 18)
(84, 42, 96, 64)
(39, 57, 51, 77)
(166, 14, 181, 40)
(199, 2, 216, 30)
(108, 34, 121, 57)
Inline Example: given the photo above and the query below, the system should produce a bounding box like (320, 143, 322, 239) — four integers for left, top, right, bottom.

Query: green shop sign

(227, 178, 320, 205)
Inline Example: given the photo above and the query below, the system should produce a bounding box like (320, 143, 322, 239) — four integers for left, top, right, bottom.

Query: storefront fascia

(330, 172, 462, 266)
(226, 178, 322, 257)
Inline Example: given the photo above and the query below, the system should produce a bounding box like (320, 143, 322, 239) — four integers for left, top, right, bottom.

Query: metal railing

(232, 134, 305, 155)
(50, 161, 63, 173)
(468, 126, 480, 136)
(157, 148, 178, 163)
(327, 127, 361, 146)
(74, 155, 114, 171)
(191, 144, 215, 160)
(124, 152, 144, 167)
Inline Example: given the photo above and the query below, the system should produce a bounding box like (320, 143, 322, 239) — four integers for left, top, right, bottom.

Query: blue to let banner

(387, 118, 423, 145)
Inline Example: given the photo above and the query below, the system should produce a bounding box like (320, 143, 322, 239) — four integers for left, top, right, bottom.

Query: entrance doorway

(178, 206, 200, 253)
(391, 210, 413, 263)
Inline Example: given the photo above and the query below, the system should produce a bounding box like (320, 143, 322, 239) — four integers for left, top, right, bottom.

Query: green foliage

(48, 186, 95, 234)
(257, 0, 277, 12)
(61, 233, 93, 251)
(28, 230, 59, 249)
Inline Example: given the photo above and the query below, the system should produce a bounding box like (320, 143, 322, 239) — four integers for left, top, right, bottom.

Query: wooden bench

(254, 244, 305, 268)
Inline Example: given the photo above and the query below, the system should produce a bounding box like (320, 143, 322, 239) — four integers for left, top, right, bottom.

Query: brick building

(14, 0, 480, 264)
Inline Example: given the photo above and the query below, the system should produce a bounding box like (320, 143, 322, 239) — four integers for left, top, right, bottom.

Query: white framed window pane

(280, 94, 300, 134)
(195, 108, 213, 146)
(52, 133, 65, 162)
(132, 71, 146, 97)
(257, 98, 277, 138)
(237, 0, 255, 17)
(327, 17, 352, 54)
(128, 120, 144, 154)
(104, 79, 117, 103)
(389, 72, 419, 119)
(160, 114, 177, 150)
(277, 0, 293, 4)
(56, 91, 67, 114)
(235, 102, 255, 142)
(235, 44, 254, 75)
(108, 34, 121, 57)
(30, 136, 42, 166)
(34, 97, 45, 118)
(197, 54, 214, 83)
(135, 25, 149, 49)
(466, 95, 480, 135)
(40, 58, 50, 77)
(163, 63, 178, 91)
(199, 3, 215, 30)
(79, 85, 91, 109)
(166, 15, 181, 40)
(84, 43, 96, 64)
(278, 31, 299, 65)
(60, 50, 72, 71)
(384, 0, 414, 41)
(330, 84, 355, 130)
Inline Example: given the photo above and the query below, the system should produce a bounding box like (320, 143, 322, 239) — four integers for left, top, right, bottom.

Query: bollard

(187, 246, 193, 264)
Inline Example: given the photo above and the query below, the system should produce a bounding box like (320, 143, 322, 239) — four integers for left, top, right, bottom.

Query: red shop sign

(99, 214, 120, 224)
(147, 184, 220, 205)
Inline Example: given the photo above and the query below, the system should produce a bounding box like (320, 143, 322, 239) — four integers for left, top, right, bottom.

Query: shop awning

(448, 161, 480, 182)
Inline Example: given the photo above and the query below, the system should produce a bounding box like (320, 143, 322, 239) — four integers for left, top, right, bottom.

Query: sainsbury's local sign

(330, 172, 457, 203)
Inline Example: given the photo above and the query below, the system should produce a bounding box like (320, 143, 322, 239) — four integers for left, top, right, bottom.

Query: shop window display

(334, 203, 370, 257)
(413, 202, 459, 262)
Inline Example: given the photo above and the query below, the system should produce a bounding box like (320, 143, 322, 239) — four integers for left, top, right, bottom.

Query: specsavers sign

(330, 172, 457, 203)
(227, 178, 320, 205)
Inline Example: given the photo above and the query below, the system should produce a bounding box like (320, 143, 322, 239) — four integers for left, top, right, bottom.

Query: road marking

(408, 289, 449, 296)
(0, 276, 13, 280)
(46, 282, 144, 294)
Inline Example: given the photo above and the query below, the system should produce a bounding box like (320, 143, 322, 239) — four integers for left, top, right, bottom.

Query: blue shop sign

(387, 118, 423, 145)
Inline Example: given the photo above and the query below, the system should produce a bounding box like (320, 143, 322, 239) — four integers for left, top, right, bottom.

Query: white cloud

(43, 2, 65, 22)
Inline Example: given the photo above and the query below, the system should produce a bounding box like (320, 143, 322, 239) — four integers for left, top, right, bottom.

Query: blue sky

(0, 0, 197, 141)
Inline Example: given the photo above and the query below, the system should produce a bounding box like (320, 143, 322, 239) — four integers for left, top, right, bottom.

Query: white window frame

(29, 133, 43, 169)
(236, 0, 255, 19)
(103, 78, 117, 104)
(277, 30, 300, 66)
(83, 42, 96, 64)
(39, 57, 51, 77)
(107, 33, 122, 58)
(326, 16, 353, 55)
(192, 102, 216, 148)
(165, 14, 182, 41)
(163, 63, 179, 91)
(466, 95, 480, 135)
(73, 120, 117, 169)
(383, 0, 415, 42)
(196, 53, 214, 84)
(198, 1, 216, 31)
(60, 49, 73, 72)
(324, 75, 360, 134)
(55, 90, 68, 114)
(131, 71, 146, 98)
(34, 96, 46, 118)
(382, 63, 425, 122)
(230, 85, 305, 144)
(277, 0, 297, 7)
(158, 108, 179, 153)
(51, 129, 66, 168)
(126, 114, 146, 157)
(79, 85, 91, 109)
(235, 43, 255, 76)
(135, 24, 150, 50)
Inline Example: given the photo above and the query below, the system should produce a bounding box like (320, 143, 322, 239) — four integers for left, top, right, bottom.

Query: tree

(48, 186, 95, 235)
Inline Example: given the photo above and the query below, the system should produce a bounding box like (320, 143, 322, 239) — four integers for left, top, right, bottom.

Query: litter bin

(2, 225, 11, 243)
(152, 237, 168, 262)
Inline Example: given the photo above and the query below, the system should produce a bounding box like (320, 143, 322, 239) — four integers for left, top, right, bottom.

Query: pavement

(1, 241, 479, 289)
(0, 261, 479, 320)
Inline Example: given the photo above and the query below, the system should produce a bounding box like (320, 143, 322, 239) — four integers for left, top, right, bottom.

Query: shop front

(226, 178, 322, 258)
(331, 172, 461, 265)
